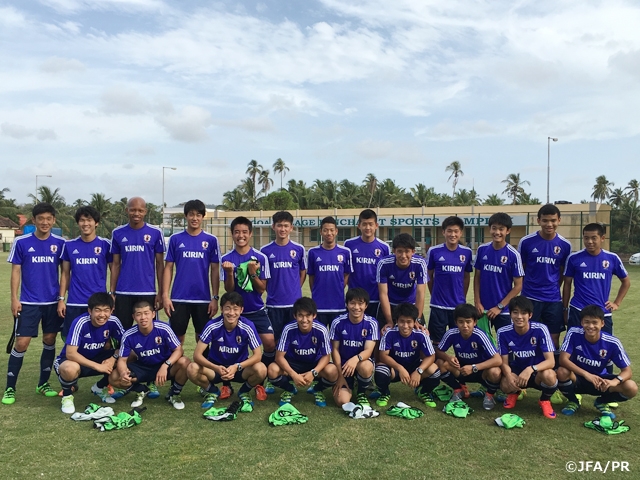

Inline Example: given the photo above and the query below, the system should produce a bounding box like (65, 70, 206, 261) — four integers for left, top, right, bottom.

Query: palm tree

(484, 193, 505, 206)
(222, 188, 246, 211)
(363, 173, 378, 208)
(454, 189, 481, 206)
(312, 179, 341, 209)
(246, 160, 263, 188)
(240, 177, 260, 210)
(337, 180, 363, 208)
(89, 193, 112, 220)
(517, 192, 541, 205)
(272, 158, 289, 190)
(258, 169, 274, 195)
(501, 173, 530, 204)
(445, 161, 464, 201)
(29, 186, 66, 209)
(410, 184, 439, 207)
(287, 180, 313, 209)
(608, 188, 627, 208)
(625, 179, 640, 242)
(370, 179, 406, 208)
(591, 175, 614, 203)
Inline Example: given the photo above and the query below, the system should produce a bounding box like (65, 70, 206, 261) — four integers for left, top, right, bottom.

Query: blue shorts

(16, 304, 62, 337)
(266, 307, 294, 341)
(568, 306, 613, 335)
(428, 307, 455, 343)
(54, 349, 115, 379)
(127, 361, 174, 384)
(456, 370, 484, 384)
(491, 314, 511, 332)
(365, 302, 379, 320)
(316, 312, 344, 327)
(531, 300, 564, 334)
(212, 370, 246, 384)
(62, 305, 89, 339)
(243, 308, 274, 335)
(284, 359, 317, 375)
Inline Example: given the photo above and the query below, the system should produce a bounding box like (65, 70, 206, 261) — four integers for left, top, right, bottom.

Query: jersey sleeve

(109, 318, 125, 343)
(511, 249, 525, 278)
(199, 320, 216, 344)
(154, 230, 165, 254)
(376, 260, 388, 284)
(8, 239, 23, 265)
(277, 328, 291, 352)
(477, 330, 498, 356)
(538, 325, 554, 353)
(61, 242, 70, 262)
(299, 246, 307, 271)
(474, 246, 485, 271)
(68, 320, 84, 347)
(379, 330, 390, 351)
(564, 254, 576, 277)
(119, 333, 132, 358)
(209, 237, 220, 264)
(246, 321, 262, 350)
(367, 318, 380, 341)
(560, 327, 578, 354)
(110, 232, 121, 254)
(612, 342, 631, 369)
(165, 236, 177, 262)
(437, 329, 454, 352)
(306, 250, 316, 275)
(497, 328, 509, 355)
(329, 318, 341, 341)
(345, 248, 353, 274)
(419, 331, 435, 356)
(319, 326, 331, 356)
(160, 324, 181, 350)
(464, 251, 473, 273)
(426, 247, 435, 271)
(416, 258, 427, 284)
(104, 239, 113, 263)
(612, 253, 628, 279)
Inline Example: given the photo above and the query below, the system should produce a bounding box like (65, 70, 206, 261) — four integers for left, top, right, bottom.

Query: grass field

(0, 251, 638, 479)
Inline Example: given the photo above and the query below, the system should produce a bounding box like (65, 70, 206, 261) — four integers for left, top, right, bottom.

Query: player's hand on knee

(459, 365, 472, 376)
(398, 367, 411, 385)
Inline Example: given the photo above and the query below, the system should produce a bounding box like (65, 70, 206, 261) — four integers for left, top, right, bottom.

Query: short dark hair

(220, 291, 244, 308)
(272, 211, 294, 224)
(75, 205, 100, 224)
(537, 204, 561, 219)
(293, 297, 317, 316)
(583, 223, 605, 236)
(345, 287, 370, 306)
(392, 303, 419, 323)
(580, 305, 605, 322)
(392, 233, 416, 250)
(230, 216, 253, 233)
(442, 216, 464, 231)
(358, 209, 377, 223)
(184, 199, 206, 217)
(132, 300, 154, 312)
(320, 216, 336, 228)
(509, 296, 533, 314)
(88, 292, 114, 310)
(453, 303, 478, 322)
(32, 202, 56, 218)
(488, 212, 512, 229)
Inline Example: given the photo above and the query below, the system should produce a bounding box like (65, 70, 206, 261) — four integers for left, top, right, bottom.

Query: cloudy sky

(2, 0, 640, 207)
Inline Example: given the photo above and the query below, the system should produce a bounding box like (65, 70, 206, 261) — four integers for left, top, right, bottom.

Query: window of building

(337, 227, 352, 242)
(309, 228, 320, 244)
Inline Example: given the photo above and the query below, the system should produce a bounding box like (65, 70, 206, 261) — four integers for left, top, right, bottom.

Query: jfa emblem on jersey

(374, 249, 381, 257)
(530, 337, 537, 346)
(471, 342, 477, 350)
(50, 244, 58, 253)
(311, 336, 318, 345)
(602, 260, 610, 269)
(599, 349, 608, 358)
(202, 241, 209, 249)
(500, 256, 508, 264)
(411, 340, 418, 349)
(236, 336, 242, 344)
(290, 250, 297, 259)
(460, 255, 466, 262)
(155, 336, 162, 345)
(337, 254, 344, 262)
(103, 330, 110, 338)
(144, 234, 151, 243)
(94, 246, 102, 255)
(361, 329, 368, 337)
(409, 271, 416, 280)
(553, 246, 561, 255)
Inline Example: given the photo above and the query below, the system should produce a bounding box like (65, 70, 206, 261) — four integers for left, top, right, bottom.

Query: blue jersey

(307, 244, 353, 312)
(379, 327, 434, 370)
(199, 316, 261, 366)
(165, 230, 220, 303)
(344, 236, 390, 303)
(564, 249, 627, 316)
(561, 327, 631, 376)
(437, 327, 498, 365)
(474, 242, 524, 313)
(111, 223, 165, 295)
(426, 243, 473, 309)
(61, 236, 113, 306)
(329, 313, 379, 361)
(518, 232, 571, 302)
(497, 322, 554, 374)
(278, 321, 331, 364)
(119, 321, 180, 365)
(220, 248, 270, 314)
(8, 233, 65, 304)
(376, 255, 427, 305)
(261, 240, 306, 308)
(58, 314, 124, 360)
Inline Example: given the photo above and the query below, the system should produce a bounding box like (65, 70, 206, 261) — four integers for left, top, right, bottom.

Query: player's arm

(308, 275, 314, 290)
(378, 282, 392, 328)
(162, 261, 175, 317)
(379, 349, 406, 377)
(435, 346, 453, 364)
(415, 283, 426, 320)
(608, 276, 631, 312)
(562, 275, 573, 323)
(66, 345, 115, 373)
(248, 264, 267, 294)
(474, 352, 502, 371)
(299, 268, 306, 287)
(57, 260, 71, 317)
(156, 343, 184, 386)
(487, 276, 523, 320)
(193, 340, 222, 373)
(116, 355, 132, 382)
(209, 262, 220, 317)
(343, 273, 349, 288)
(222, 261, 235, 292)
(154, 252, 164, 309)
(275, 350, 305, 385)
(110, 254, 121, 295)
(10, 264, 22, 317)
(558, 351, 602, 386)
(331, 340, 343, 375)
(427, 269, 434, 294)
(463, 271, 471, 297)
(242, 346, 263, 368)
(473, 268, 484, 315)
(313, 353, 331, 374)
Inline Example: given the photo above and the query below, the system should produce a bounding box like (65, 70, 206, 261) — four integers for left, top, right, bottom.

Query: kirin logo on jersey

(144, 234, 151, 243)
(553, 246, 561, 255)
(103, 330, 110, 338)
(409, 271, 415, 280)
(94, 246, 102, 255)
(530, 337, 537, 346)
(471, 341, 478, 350)
(459, 255, 466, 262)
(599, 349, 608, 358)
(411, 340, 418, 349)
(236, 335, 242, 344)
(361, 329, 368, 337)
(602, 260, 610, 269)
(337, 254, 344, 262)
(311, 336, 318, 345)
(50, 244, 58, 253)
(155, 336, 162, 345)
(202, 241, 209, 249)
(500, 256, 508, 264)
(290, 250, 297, 258)
(374, 249, 381, 257)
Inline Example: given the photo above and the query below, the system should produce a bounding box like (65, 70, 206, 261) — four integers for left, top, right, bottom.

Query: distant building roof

(0, 216, 19, 229)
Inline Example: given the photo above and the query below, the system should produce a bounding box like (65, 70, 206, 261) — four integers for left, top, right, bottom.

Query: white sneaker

(131, 391, 146, 408)
(61, 395, 75, 414)
(91, 383, 116, 404)
(167, 394, 185, 410)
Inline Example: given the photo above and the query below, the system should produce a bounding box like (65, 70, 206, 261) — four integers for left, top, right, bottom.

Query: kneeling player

(330, 288, 379, 407)
(558, 305, 637, 418)
(187, 292, 267, 411)
(436, 303, 502, 410)
(497, 297, 558, 419)
(267, 297, 339, 407)
(374, 303, 440, 408)
(109, 300, 191, 410)
(54, 292, 124, 414)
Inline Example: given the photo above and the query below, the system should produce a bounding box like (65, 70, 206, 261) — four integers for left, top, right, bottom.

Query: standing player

(563, 223, 629, 335)
(377, 233, 427, 330)
(426, 216, 473, 344)
(54, 292, 124, 414)
(267, 297, 339, 407)
(110, 196, 165, 328)
(518, 204, 571, 350)
(109, 301, 191, 410)
(162, 199, 220, 345)
(307, 216, 353, 326)
(261, 211, 306, 341)
(3, 203, 65, 405)
(558, 305, 637, 418)
(187, 292, 267, 411)
(497, 297, 559, 419)
(58, 206, 113, 339)
(474, 212, 524, 332)
(344, 209, 390, 320)
(330, 288, 379, 407)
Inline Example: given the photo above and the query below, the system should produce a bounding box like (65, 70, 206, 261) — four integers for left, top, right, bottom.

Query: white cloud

(40, 56, 85, 73)
(38, 0, 168, 14)
(1, 123, 57, 140)
(154, 105, 212, 142)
